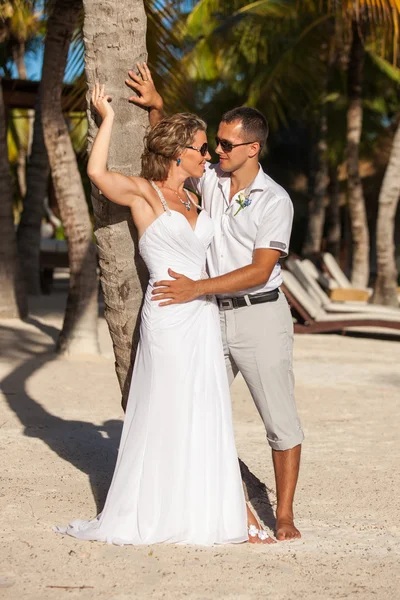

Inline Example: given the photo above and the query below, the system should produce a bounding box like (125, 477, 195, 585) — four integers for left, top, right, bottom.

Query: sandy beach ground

(1, 282, 399, 600)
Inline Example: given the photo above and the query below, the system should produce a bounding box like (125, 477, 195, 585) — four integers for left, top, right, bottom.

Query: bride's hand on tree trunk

(91, 82, 114, 120)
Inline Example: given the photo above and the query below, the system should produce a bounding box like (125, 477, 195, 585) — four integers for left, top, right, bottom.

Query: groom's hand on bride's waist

(152, 269, 203, 305)
(152, 249, 281, 305)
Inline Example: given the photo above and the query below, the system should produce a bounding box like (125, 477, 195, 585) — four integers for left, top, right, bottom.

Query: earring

(176, 158, 181, 166)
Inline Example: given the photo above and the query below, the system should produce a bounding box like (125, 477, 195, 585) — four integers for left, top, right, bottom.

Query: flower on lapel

(234, 191, 252, 216)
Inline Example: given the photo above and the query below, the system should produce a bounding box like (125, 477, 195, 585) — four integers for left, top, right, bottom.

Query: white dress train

(55, 182, 248, 545)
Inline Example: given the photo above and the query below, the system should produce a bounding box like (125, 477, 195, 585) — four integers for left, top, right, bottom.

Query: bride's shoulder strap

(149, 181, 171, 216)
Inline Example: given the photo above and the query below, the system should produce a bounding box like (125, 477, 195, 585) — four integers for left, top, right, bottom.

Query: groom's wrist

(149, 104, 164, 127)
(150, 93, 164, 112)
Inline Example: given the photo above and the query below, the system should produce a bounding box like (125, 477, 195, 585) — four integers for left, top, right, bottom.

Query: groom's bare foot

(247, 505, 276, 545)
(276, 516, 301, 541)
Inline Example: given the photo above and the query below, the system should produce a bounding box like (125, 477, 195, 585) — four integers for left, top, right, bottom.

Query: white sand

(1, 287, 399, 599)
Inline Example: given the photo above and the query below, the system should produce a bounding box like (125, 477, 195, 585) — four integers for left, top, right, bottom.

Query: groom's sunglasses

(215, 137, 257, 153)
(186, 142, 209, 157)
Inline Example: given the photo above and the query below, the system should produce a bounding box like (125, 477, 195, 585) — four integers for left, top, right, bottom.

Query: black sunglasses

(215, 137, 257, 153)
(186, 142, 209, 157)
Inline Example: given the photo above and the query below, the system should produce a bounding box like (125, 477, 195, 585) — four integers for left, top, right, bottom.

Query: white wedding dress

(55, 182, 248, 546)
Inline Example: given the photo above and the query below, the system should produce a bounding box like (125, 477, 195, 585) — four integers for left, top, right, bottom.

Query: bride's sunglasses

(215, 137, 257, 153)
(186, 142, 209, 157)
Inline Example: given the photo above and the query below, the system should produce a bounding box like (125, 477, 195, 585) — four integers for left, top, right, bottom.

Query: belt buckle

(220, 299, 233, 311)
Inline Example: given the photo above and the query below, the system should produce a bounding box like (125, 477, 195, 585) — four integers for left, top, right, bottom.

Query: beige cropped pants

(219, 290, 304, 451)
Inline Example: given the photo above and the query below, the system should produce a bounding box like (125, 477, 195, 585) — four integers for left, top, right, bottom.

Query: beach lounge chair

(322, 252, 354, 288)
(320, 253, 373, 301)
(281, 270, 400, 333)
(286, 259, 400, 318)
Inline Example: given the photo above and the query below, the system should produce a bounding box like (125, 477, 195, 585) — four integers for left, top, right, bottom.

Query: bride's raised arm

(87, 82, 145, 207)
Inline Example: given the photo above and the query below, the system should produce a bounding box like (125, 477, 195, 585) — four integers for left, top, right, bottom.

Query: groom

(126, 64, 304, 541)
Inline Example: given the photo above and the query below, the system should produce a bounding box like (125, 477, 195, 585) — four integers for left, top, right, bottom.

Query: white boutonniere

(234, 191, 252, 216)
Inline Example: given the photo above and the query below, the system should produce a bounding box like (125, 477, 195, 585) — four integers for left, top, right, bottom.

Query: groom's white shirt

(187, 162, 294, 298)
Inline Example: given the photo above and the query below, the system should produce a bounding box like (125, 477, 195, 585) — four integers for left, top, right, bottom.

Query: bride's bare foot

(276, 514, 301, 541)
(246, 505, 276, 545)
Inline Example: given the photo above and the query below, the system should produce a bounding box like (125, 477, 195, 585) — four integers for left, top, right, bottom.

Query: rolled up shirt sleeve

(254, 195, 294, 257)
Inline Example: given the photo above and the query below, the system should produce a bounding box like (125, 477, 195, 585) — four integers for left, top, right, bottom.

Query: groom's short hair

(221, 107, 269, 151)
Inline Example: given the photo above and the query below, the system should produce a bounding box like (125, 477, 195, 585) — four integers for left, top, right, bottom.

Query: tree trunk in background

(302, 109, 328, 257)
(372, 118, 400, 307)
(346, 20, 370, 288)
(17, 94, 50, 295)
(0, 81, 27, 319)
(41, 0, 99, 355)
(14, 42, 29, 199)
(16, 133, 27, 198)
(325, 164, 341, 259)
(12, 41, 27, 80)
(83, 0, 149, 409)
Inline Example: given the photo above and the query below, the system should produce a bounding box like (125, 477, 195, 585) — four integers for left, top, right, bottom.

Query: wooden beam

(1, 78, 85, 111)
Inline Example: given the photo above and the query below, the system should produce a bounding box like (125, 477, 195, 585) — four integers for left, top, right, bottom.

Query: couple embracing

(56, 63, 304, 546)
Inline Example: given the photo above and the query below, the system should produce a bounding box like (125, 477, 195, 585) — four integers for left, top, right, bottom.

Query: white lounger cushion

(283, 268, 400, 326)
(297, 260, 400, 318)
(322, 253, 352, 288)
(282, 270, 322, 319)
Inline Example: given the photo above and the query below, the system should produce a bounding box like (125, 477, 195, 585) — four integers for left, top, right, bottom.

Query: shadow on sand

(1, 317, 276, 528)
(1, 319, 122, 513)
(240, 460, 276, 531)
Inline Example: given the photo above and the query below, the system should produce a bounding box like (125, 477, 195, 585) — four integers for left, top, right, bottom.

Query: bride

(55, 81, 272, 545)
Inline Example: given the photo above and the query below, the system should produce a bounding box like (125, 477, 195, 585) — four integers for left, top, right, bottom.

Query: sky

(13, 45, 44, 80)
(6, 40, 82, 83)
(3, 0, 82, 83)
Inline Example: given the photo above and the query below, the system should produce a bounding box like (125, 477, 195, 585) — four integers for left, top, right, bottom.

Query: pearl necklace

(162, 185, 191, 211)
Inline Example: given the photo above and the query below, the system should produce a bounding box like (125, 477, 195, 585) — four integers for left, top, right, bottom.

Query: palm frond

(181, 0, 333, 128)
(367, 47, 400, 80)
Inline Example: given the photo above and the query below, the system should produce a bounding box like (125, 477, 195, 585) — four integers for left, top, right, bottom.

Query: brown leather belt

(218, 289, 279, 310)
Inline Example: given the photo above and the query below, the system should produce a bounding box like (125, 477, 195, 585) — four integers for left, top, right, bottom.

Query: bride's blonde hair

(141, 113, 207, 182)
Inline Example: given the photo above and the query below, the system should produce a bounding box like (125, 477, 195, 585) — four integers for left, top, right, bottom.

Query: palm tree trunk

(16, 136, 27, 198)
(41, 0, 99, 355)
(325, 164, 341, 259)
(346, 20, 370, 288)
(83, 0, 149, 408)
(372, 118, 400, 307)
(13, 42, 30, 198)
(17, 95, 50, 295)
(303, 110, 328, 257)
(0, 81, 27, 318)
(12, 41, 27, 80)
(14, 38, 43, 296)
(14, 41, 28, 199)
